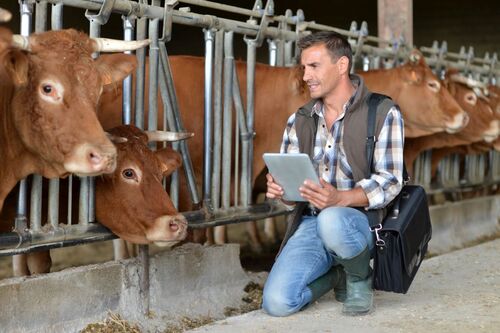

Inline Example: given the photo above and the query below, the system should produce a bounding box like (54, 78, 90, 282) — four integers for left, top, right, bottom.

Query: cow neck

(363, 68, 402, 101)
(0, 103, 39, 211)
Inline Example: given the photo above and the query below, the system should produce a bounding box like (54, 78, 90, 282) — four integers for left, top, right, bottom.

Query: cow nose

(87, 145, 117, 174)
(445, 110, 469, 133)
(64, 143, 117, 176)
(146, 214, 188, 243)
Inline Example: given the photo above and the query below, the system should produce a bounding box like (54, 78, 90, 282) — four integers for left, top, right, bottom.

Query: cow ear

(1, 49, 29, 86)
(155, 147, 182, 177)
(95, 54, 137, 86)
(406, 68, 424, 84)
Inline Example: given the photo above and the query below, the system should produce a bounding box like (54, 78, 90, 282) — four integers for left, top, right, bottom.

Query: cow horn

(0, 8, 12, 22)
(145, 131, 194, 142)
(106, 132, 128, 144)
(11, 35, 31, 51)
(91, 37, 150, 52)
(449, 74, 488, 90)
(409, 52, 421, 64)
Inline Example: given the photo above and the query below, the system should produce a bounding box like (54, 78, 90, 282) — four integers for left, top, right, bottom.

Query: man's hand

(299, 179, 369, 209)
(265, 173, 285, 200)
(299, 178, 341, 209)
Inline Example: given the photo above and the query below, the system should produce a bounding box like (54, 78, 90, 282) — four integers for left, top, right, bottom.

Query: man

(263, 31, 404, 316)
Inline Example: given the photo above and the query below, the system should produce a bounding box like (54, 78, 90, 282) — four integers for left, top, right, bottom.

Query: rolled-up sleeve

(357, 106, 405, 209)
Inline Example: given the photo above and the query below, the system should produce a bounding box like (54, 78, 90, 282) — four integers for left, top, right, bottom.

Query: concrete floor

(187, 238, 500, 333)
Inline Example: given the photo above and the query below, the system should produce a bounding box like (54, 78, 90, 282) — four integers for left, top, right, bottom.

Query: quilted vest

(278, 74, 395, 254)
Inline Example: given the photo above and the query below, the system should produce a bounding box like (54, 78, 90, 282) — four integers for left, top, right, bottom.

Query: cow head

(95, 125, 193, 245)
(393, 50, 468, 137)
(444, 71, 500, 143)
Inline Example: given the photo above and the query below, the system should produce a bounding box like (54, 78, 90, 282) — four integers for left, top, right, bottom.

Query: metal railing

(1, 0, 498, 256)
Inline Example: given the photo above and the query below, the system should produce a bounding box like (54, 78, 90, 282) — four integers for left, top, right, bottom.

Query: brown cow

(0, 29, 149, 211)
(97, 54, 470, 247)
(359, 50, 468, 137)
(404, 72, 500, 177)
(0, 125, 190, 276)
(96, 125, 189, 245)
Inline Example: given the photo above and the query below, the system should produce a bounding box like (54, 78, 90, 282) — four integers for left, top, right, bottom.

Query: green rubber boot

(334, 247, 373, 316)
(307, 265, 347, 304)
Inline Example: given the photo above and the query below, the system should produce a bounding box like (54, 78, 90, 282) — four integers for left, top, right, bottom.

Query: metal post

(158, 43, 200, 206)
(135, 15, 147, 129)
(211, 29, 224, 210)
(244, 40, 257, 206)
(15, 0, 33, 235)
(35, 0, 47, 33)
(122, 15, 135, 124)
(221, 31, 233, 209)
(147, 16, 160, 141)
(51, 1, 63, 30)
(268, 39, 277, 66)
(203, 28, 215, 209)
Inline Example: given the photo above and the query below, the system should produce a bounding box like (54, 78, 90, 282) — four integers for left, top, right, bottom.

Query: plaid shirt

(280, 95, 405, 210)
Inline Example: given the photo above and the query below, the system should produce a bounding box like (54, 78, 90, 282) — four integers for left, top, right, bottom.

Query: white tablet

(263, 153, 320, 202)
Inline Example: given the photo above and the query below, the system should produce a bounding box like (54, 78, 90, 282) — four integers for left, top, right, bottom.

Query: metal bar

(232, 62, 250, 207)
(51, 1, 64, 30)
(268, 39, 277, 66)
(211, 29, 224, 210)
(41, 0, 500, 77)
(134, 16, 147, 129)
(184, 201, 291, 229)
(48, 178, 60, 228)
(0, 223, 116, 255)
(43, 0, 299, 40)
(244, 40, 257, 206)
(156, 48, 180, 208)
(29, 175, 43, 232)
(138, 244, 150, 316)
(203, 28, 215, 208)
(35, 0, 48, 33)
(221, 31, 233, 209)
(158, 43, 200, 206)
(122, 15, 135, 124)
(147, 16, 160, 139)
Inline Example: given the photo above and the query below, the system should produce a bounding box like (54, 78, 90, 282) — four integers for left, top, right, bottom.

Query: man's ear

(337, 56, 350, 75)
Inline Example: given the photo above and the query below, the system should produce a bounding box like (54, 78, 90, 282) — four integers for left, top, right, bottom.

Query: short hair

(297, 31, 353, 72)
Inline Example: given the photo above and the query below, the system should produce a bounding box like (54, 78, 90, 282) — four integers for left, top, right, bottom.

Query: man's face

(300, 43, 341, 99)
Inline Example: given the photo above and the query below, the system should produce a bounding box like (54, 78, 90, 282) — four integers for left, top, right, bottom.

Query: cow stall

(0, 0, 499, 331)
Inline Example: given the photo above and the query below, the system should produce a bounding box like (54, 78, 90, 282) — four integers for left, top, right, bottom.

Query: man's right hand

(265, 173, 284, 200)
(266, 173, 296, 209)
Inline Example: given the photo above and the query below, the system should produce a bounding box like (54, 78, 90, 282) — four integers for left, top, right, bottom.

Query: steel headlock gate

(0, 0, 499, 259)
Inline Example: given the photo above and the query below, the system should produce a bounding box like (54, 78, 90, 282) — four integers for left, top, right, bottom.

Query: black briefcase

(372, 185, 432, 294)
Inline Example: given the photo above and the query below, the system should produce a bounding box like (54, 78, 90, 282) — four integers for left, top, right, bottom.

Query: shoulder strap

(366, 93, 409, 182)
(365, 93, 387, 179)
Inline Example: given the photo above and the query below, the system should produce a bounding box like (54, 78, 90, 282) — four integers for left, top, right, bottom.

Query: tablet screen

(263, 153, 320, 202)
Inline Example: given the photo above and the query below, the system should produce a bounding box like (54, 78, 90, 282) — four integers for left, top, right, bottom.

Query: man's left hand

(299, 179, 343, 209)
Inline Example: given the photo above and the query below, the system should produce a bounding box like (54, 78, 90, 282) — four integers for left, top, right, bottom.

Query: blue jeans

(262, 207, 374, 317)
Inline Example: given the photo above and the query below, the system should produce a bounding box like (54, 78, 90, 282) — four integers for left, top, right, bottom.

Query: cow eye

(427, 80, 440, 92)
(42, 84, 53, 94)
(122, 169, 135, 179)
(464, 92, 477, 105)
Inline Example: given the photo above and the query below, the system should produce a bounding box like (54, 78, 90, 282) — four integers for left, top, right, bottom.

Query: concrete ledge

(0, 243, 250, 333)
(429, 194, 499, 255)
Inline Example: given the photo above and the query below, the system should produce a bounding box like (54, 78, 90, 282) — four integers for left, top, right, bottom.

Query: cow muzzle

(445, 111, 469, 134)
(146, 214, 188, 246)
(64, 143, 117, 176)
